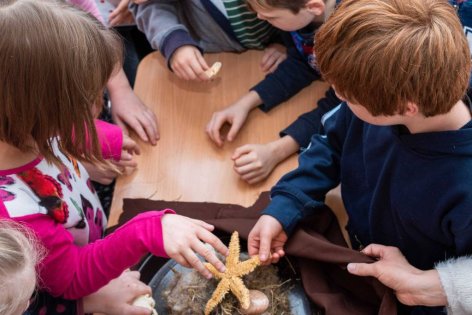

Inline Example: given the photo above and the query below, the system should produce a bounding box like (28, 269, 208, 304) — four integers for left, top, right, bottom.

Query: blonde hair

(0, 0, 122, 164)
(0, 220, 44, 315)
(315, 0, 470, 116)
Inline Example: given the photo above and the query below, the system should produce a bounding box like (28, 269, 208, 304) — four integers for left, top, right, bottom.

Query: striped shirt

(223, 0, 276, 49)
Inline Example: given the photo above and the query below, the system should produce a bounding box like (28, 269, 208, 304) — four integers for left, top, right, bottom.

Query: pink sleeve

(15, 210, 174, 299)
(95, 119, 123, 161)
(68, 0, 105, 24)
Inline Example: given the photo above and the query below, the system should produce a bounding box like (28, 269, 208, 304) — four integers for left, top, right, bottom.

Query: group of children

(1, 0, 472, 314)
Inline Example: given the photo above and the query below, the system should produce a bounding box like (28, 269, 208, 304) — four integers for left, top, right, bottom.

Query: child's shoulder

(0, 158, 68, 219)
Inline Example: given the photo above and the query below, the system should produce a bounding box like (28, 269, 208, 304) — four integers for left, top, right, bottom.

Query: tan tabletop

(108, 51, 333, 227)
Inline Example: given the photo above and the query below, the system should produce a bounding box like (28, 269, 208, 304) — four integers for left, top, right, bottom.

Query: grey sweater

(129, 0, 246, 62)
(436, 257, 472, 314)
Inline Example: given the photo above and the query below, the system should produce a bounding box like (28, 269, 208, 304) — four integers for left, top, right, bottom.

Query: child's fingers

(181, 248, 212, 279)
(246, 174, 267, 185)
(115, 119, 130, 136)
(172, 254, 192, 269)
(233, 155, 253, 169)
(192, 240, 226, 274)
(134, 112, 158, 146)
(260, 48, 275, 67)
(267, 61, 281, 74)
(186, 56, 206, 81)
(232, 144, 253, 160)
(195, 53, 210, 81)
(235, 167, 256, 179)
(241, 170, 263, 182)
(126, 270, 141, 279)
(122, 136, 138, 151)
(183, 63, 199, 81)
(207, 117, 225, 146)
(234, 161, 260, 175)
(190, 218, 214, 231)
(121, 115, 150, 143)
(116, 160, 137, 170)
(261, 53, 278, 72)
(172, 63, 191, 81)
(195, 51, 210, 71)
(247, 226, 263, 257)
(142, 109, 160, 143)
(172, 66, 187, 80)
(119, 151, 134, 162)
(226, 119, 244, 142)
(197, 228, 229, 257)
(258, 233, 273, 263)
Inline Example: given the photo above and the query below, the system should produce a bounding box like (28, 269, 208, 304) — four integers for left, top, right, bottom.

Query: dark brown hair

(315, 0, 470, 116)
(0, 0, 122, 163)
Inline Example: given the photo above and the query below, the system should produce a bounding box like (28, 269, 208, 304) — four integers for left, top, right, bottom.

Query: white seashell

(204, 62, 222, 79)
(132, 294, 158, 315)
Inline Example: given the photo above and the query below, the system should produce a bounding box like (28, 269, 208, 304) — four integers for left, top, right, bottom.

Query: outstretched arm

(15, 211, 227, 299)
(107, 69, 159, 145)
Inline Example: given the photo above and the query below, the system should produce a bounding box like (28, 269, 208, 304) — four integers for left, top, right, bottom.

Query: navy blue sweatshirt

(251, 25, 341, 149)
(251, 26, 320, 148)
(264, 102, 472, 272)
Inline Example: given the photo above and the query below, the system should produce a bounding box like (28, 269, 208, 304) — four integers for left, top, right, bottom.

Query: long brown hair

(0, 0, 122, 164)
(315, 0, 470, 116)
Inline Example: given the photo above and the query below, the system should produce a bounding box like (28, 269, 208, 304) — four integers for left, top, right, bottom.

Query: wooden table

(108, 51, 340, 227)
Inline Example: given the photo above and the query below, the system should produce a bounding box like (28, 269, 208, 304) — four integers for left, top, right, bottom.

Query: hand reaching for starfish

(204, 231, 260, 315)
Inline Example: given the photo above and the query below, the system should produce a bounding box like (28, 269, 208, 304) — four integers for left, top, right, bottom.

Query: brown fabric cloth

(115, 192, 397, 315)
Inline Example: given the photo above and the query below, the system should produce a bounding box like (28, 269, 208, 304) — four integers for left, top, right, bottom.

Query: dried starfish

(204, 231, 260, 315)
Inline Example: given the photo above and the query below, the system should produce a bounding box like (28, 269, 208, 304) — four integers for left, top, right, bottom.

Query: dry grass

(163, 254, 294, 315)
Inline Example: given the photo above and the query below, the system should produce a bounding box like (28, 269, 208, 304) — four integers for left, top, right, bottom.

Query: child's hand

(108, 71, 159, 146)
(170, 45, 211, 81)
(232, 137, 299, 184)
(83, 161, 119, 185)
(232, 143, 280, 184)
(83, 270, 152, 315)
(161, 214, 229, 279)
(206, 91, 262, 146)
(260, 43, 287, 73)
(122, 133, 141, 156)
(109, 0, 134, 27)
(248, 215, 287, 265)
(82, 135, 138, 184)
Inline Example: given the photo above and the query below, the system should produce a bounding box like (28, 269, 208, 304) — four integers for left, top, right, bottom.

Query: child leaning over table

(206, 0, 342, 184)
(0, 1, 228, 314)
(129, 0, 287, 81)
(247, 0, 472, 314)
(68, 0, 159, 147)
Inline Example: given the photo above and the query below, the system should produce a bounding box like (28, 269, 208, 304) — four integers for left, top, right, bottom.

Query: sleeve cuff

(262, 196, 303, 234)
(95, 120, 123, 161)
(280, 112, 322, 149)
(251, 84, 283, 113)
(161, 29, 202, 69)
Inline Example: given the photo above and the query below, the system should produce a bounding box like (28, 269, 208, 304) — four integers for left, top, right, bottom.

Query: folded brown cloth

(116, 192, 397, 315)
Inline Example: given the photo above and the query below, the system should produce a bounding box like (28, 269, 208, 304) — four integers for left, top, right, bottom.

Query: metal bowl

(144, 258, 312, 315)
